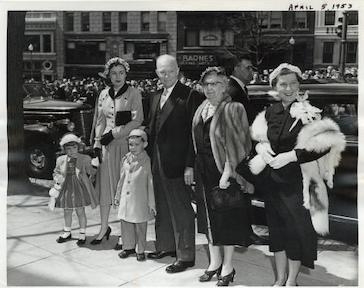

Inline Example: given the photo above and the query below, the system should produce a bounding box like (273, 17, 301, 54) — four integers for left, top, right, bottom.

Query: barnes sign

(177, 53, 217, 66)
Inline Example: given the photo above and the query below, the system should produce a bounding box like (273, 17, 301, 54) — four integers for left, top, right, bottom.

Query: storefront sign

(178, 53, 216, 65)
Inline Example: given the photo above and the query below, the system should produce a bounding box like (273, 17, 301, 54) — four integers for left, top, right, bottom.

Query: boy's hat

(60, 133, 81, 146)
(128, 129, 147, 142)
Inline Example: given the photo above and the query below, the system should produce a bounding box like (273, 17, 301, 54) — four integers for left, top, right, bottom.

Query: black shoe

(217, 269, 236, 286)
(76, 238, 86, 246)
(56, 232, 71, 243)
(166, 260, 195, 273)
(114, 243, 123, 250)
(113, 237, 123, 250)
(90, 226, 111, 245)
(136, 253, 146, 261)
(199, 265, 222, 282)
(147, 250, 177, 259)
(250, 233, 269, 245)
(118, 249, 136, 259)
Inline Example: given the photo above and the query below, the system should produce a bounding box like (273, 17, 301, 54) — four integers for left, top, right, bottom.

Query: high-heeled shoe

(90, 226, 111, 245)
(217, 269, 236, 286)
(199, 265, 222, 282)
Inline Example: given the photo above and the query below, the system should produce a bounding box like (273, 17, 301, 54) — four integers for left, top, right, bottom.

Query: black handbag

(210, 178, 244, 212)
(115, 111, 132, 126)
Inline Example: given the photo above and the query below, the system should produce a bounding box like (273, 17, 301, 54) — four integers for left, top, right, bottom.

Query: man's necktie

(160, 89, 168, 109)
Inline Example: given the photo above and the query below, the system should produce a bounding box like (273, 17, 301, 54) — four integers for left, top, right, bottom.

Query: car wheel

(26, 144, 55, 179)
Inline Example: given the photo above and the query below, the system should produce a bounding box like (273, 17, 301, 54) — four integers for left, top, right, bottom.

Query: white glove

(255, 142, 276, 163)
(268, 150, 297, 169)
(48, 196, 56, 211)
(49, 187, 60, 198)
(219, 172, 230, 189)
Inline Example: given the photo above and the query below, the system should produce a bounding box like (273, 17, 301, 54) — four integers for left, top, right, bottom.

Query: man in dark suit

(227, 54, 269, 245)
(146, 54, 203, 273)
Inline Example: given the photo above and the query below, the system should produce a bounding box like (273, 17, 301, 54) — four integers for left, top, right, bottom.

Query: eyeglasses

(202, 81, 223, 88)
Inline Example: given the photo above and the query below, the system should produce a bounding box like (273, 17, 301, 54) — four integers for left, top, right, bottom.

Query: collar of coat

(123, 151, 149, 170)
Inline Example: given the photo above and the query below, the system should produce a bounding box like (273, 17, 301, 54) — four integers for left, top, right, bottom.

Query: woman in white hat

(91, 57, 144, 247)
(245, 63, 345, 285)
(50, 133, 98, 245)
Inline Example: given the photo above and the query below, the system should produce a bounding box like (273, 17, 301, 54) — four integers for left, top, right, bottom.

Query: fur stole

(192, 98, 254, 193)
(250, 111, 346, 235)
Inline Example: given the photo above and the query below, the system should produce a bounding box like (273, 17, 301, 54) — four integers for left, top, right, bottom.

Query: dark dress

(260, 102, 324, 269)
(194, 116, 252, 247)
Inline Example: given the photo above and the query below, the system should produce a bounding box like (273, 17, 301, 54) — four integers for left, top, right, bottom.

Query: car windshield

(23, 83, 49, 99)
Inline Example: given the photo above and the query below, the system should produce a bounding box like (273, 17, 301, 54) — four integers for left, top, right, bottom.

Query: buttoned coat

(94, 86, 144, 148)
(53, 153, 98, 208)
(93, 86, 144, 205)
(115, 152, 155, 223)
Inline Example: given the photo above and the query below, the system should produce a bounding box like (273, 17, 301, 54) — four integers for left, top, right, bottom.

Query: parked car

(23, 82, 94, 179)
(247, 82, 358, 244)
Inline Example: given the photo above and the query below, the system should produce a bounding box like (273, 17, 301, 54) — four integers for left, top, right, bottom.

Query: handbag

(210, 178, 244, 212)
(115, 111, 132, 126)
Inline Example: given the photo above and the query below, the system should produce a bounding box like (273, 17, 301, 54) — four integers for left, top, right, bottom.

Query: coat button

(128, 181, 131, 184)
(126, 192, 130, 195)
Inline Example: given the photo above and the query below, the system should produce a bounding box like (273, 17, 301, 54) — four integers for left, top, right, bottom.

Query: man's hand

(256, 142, 276, 163)
(184, 167, 194, 186)
(100, 131, 114, 146)
(268, 150, 297, 169)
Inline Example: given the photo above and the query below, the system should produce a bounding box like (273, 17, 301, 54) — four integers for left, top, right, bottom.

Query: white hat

(60, 133, 81, 146)
(269, 63, 302, 87)
(128, 129, 147, 142)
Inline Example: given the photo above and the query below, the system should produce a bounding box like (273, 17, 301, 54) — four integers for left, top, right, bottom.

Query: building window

(324, 11, 335, 25)
(102, 12, 111, 32)
(259, 12, 282, 29)
(347, 11, 358, 25)
(64, 12, 74, 31)
(66, 41, 106, 64)
(322, 42, 334, 63)
(81, 12, 90, 32)
(346, 42, 357, 63)
(270, 12, 282, 29)
(185, 29, 199, 47)
(119, 12, 127, 31)
(141, 12, 150, 32)
(294, 12, 307, 29)
(158, 11, 167, 32)
(24, 34, 53, 53)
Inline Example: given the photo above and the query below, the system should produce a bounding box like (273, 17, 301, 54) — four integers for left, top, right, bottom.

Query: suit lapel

(149, 90, 162, 133)
(157, 81, 180, 133)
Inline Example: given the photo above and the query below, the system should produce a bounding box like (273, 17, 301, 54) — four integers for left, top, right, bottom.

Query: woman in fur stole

(191, 67, 253, 286)
(243, 63, 345, 286)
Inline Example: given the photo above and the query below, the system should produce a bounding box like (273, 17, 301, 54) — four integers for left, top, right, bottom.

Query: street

(6, 178, 358, 286)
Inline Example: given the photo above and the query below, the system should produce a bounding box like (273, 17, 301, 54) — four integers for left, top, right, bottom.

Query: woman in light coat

(91, 57, 144, 246)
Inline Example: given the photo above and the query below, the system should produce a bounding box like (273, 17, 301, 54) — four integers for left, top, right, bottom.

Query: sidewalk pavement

(6, 178, 358, 286)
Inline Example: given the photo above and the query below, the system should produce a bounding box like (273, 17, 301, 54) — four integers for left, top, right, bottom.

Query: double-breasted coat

(115, 151, 155, 223)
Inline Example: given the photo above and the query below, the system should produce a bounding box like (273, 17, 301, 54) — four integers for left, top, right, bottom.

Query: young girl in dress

(49, 133, 98, 245)
(114, 129, 156, 261)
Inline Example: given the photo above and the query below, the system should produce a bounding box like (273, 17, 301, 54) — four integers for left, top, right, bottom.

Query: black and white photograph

(3, 1, 361, 286)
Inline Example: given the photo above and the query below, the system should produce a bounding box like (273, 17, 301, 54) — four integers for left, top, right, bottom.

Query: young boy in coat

(114, 129, 156, 261)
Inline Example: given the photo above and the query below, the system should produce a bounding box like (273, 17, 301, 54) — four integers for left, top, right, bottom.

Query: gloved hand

(94, 147, 102, 163)
(100, 131, 114, 146)
(219, 172, 231, 189)
(268, 150, 297, 169)
(255, 142, 276, 163)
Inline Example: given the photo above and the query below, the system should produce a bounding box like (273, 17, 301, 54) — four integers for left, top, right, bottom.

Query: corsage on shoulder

(289, 90, 322, 131)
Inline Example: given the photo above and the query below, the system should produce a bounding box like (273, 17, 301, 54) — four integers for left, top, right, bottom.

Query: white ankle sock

(79, 228, 86, 240)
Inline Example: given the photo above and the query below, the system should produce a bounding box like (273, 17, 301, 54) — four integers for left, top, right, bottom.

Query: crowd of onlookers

(24, 65, 358, 105)
(250, 66, 358, 84)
